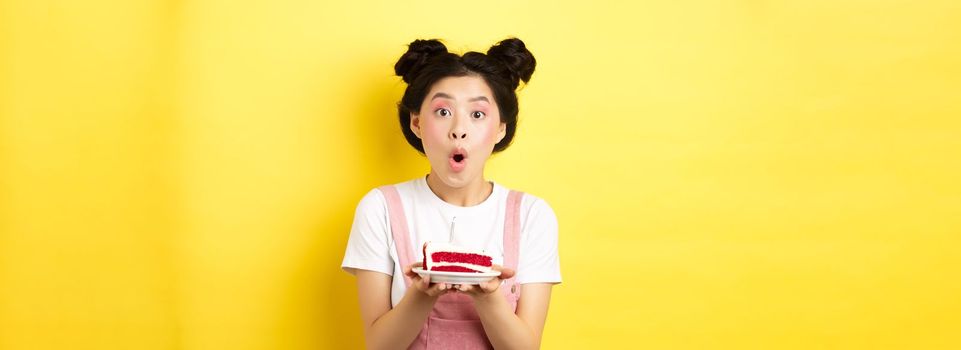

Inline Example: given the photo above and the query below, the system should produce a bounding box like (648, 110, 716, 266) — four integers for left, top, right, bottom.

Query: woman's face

(410, 75, 506, 189)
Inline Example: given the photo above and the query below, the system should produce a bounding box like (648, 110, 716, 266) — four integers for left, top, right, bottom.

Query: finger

(497, 267, 516, 279)
(418, 274, 432, 290)
(429, 283, 448, 296)
(481, 278, 503, 292)
(478, 278, 501, 293)
(407, 261, 425, 272)
(489, 265, 515, 278)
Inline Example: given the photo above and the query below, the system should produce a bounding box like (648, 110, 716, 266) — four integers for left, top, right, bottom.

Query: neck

(425, 172, 493, 207)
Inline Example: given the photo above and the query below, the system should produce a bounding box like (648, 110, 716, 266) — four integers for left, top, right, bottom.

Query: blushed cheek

(475, 128, 493, 144)
(481, 121, 501, 145)
(421, 121, 447, 148)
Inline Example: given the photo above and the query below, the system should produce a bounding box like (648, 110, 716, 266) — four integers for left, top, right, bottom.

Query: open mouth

(449, 149, 468, 172)
(450, 148, 468, 163)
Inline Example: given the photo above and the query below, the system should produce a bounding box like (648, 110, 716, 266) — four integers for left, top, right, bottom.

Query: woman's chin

(431, 168, 474, 188)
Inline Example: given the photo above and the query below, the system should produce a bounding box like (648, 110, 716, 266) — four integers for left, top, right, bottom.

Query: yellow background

(1, 0, 959, 349)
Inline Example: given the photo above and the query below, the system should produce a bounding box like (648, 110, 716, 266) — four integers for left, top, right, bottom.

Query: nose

(449, 115, 467, 140)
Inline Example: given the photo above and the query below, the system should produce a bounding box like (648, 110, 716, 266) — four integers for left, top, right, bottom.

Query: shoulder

(499, 185, 554, 214)
(391, 178, 424, 199)
(519, 192, 553, 212)
(498, 185, 557, 227)
(354, 178, 423, 214)
(522, 193, 558, 227)
(354, 187, 387, 214)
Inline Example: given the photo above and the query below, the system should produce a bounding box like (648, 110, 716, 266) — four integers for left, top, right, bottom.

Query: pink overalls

(379, 185, 524, 350)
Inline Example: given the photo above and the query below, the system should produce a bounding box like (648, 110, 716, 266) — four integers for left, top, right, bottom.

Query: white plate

(412, 267, 501, 285)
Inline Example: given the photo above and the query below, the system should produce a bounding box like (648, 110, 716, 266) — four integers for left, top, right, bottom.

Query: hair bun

(486, 38, 536, 89)
(394, 39, 448, 83)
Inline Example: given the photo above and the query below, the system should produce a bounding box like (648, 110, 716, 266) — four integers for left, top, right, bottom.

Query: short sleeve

(516, 196, 562, 284)
(341, 189, 395, 276)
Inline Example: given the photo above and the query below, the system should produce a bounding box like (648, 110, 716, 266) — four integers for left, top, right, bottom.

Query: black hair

(394, 38, 536, 154)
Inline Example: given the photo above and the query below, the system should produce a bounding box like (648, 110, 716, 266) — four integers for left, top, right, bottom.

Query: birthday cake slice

(422, 241, 493, 273)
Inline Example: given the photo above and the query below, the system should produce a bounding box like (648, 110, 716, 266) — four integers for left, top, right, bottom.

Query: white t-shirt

(341, 176, 562, 307)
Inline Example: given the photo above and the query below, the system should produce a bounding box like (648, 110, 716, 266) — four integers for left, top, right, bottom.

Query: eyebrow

(430, 93, 490, 103)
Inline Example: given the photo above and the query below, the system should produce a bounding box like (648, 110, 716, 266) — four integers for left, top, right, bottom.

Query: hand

(403, 262, 458, 297)
(449, 264, 516, 300)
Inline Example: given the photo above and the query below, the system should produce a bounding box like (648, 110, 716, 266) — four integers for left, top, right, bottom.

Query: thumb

(498, 267, 516, 280)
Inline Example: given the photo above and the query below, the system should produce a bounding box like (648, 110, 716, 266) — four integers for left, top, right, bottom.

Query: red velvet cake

(422, 242, 493, 273)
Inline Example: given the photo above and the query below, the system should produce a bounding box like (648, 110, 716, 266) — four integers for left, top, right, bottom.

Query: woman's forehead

(426, 76, 494, 102)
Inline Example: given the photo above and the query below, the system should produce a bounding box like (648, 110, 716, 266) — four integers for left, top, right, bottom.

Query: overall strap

(378, 185, 416, 287)
(503, 190, 524, 300)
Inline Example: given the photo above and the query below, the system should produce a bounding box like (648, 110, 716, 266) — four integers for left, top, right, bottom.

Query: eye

(435, 108, 451, 117)
(471, 111, 486, 119)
